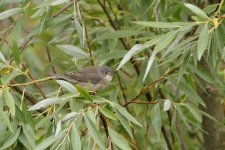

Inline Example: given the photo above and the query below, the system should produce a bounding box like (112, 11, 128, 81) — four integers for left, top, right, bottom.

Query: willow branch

(21, 64, 47, 99)
(125, 66, 180, 105)
(46, 46, 56, 74)
(162, 126, 173, 150)
(123, 101, 160, 107)
(82, 17, 94, 66)
(19, 36, 33, 51)
(52, 0, 80, 18)
(1, 77, 54, 88)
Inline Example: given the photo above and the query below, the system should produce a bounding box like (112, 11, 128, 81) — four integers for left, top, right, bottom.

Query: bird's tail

(48, 73, 77, 83)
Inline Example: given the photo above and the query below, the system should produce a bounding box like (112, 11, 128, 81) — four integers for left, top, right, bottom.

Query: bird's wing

(65, 67, 102, 83)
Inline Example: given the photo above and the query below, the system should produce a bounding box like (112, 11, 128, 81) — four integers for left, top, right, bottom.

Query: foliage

(0, 0, 225, 149)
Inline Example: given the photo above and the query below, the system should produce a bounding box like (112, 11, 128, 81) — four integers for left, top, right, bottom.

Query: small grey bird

(50, 66, 113, 91)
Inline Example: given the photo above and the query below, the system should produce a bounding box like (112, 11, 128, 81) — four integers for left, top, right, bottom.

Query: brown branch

(116, 73, 127, 104)
(123, 66, 180, 106)
(80, 128, 88, 139)
(162, 126, 173, 150)
(1, 76, 54, 88)
(82, 17, 94, 66)
(96, 0, 130, 50)
(52, 1, 78, 18)
(123, 101, 160, 107)
(12, 84, 37, 105)
(159, 88, 188, 150)
(106, 0, 120, 28)
(21, 64, 47, 99)
(12, 82, 45, 114)
(175, 120, 189, 150)
(46, 46, 56, 74)
(0, 24, 15, 45)
(99, 112, 109, 137)
(19, 36, 33, 51)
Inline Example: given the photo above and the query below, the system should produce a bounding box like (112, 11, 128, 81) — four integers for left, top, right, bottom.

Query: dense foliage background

(0, 0, 225, 149)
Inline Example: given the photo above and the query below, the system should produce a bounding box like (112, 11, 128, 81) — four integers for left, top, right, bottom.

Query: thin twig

(123, 101, 160, 107)
(19, 36, 33, 51)
(53, 1, 78, 18)
(106, 0, 120, 28)
(116, 73, 127, 104)
(46, 46, 56, 74)
(97, 0, 130, 50)
(80, 128, 88, 139)
(12, 83, 37, 105)
(1, 77, 53, 88)
(159, 89, 188, 150)
(162, 126, 173, 150)
(82, 18, 94, 66)
(12, 82, 45, 114)
(21, 64, 47, 99)
(0, 24, 15, 45)
(124, 66, 180, 106)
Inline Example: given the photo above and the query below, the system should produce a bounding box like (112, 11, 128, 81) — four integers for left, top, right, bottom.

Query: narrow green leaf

(184, 3, 209, 20)
(114, 109, 133, 138)
(50, 0, 69, 6)
(34, 133, 65, 150)
(57, 44, 88, 60)
(177, 52, 191, 82)
(23, 124, 36, 148)
(74, 85, 92, 102)
(18, 133, 32, 149)
(176, 106, 191, 131)
(0, 8, 22, 20)
(94, 30, 145, 42)
(203, 4, 219, 14)
(178, 79, 205, 107)
(61, 112, 78, 123)
(99, 107, 118, 121)
(11, 39, 20, 64)
(56, 80, 77, 93)
(35, 115, 52, 129)
(155, 31, 178, 53)
(116, 44, 145, 70)
(117, 37, 159, 70)
(197, 24, 209, 60)
(151, 104, 161, 140)
(70, 124, 81, 150)
(0, 127, 21, 150)
(181, 103, 202, 122)
(200, 110, 217, 122)
(84, 114, 106, 149)
(113, 103, 142, 127)
(55, 121, 62, 136)
(31, 8, 45, 19)
(109, 128, 132, 150)
(0, 52, 6, 63)
(4, 90, 15, 116)
(171, 110, 180, 140)
(143, 50, 156, 81)
(97, 50, 127, 62)
(133, 21, 192, 28)
(28, 93, 76, 111)
(142, 31, 178, 81)
(28, 97, 60, 111)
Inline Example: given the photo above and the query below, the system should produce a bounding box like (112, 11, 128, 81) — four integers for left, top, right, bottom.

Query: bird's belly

(77, 80, 108, 91)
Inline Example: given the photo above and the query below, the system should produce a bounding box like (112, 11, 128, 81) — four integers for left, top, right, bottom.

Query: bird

(50, 65, 113, 91)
